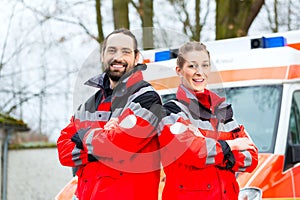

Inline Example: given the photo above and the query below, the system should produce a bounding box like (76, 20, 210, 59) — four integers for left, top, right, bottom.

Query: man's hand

(71, 127, 91, 150)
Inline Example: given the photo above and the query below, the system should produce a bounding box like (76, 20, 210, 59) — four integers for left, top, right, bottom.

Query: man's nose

(112, 51, 124, 60)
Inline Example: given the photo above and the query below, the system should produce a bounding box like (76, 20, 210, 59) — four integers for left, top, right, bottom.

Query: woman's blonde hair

(177, 41, 210, 68)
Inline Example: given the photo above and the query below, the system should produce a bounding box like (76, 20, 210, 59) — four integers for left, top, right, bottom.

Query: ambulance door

(284, 88, 300, 197)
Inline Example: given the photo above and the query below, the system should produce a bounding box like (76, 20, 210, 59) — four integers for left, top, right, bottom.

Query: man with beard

(57, 28, 162, 200)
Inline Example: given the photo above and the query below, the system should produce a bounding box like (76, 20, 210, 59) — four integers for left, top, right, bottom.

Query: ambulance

(56, 30, 300, 200)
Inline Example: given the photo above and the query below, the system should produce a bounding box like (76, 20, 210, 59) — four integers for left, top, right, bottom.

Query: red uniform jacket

(57, 65, 162, 200)
(158, 85, 258, 200)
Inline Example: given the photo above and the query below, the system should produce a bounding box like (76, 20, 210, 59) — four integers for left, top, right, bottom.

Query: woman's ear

(175, 66, 182, 76)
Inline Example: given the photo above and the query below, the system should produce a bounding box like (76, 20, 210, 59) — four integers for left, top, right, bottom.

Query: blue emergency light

(154, 49, 178, 62)
(154, 50, 170, 62)
(251, 36, 287, 49)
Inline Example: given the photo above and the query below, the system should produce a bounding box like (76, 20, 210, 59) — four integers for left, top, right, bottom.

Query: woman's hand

(226, 138, 256, 151)
(104, 118, 119, 130)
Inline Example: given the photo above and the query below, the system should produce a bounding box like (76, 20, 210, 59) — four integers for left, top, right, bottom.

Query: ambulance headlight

(238, 187, 262, 200)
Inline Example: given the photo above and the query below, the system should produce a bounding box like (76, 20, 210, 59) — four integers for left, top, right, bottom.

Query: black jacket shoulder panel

(133, 90, 162, 110)
(163, 100, 181, 115)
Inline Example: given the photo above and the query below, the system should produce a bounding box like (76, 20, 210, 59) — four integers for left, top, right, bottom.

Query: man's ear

(134, 52, 140, 65)
(100, 52, 104, 62)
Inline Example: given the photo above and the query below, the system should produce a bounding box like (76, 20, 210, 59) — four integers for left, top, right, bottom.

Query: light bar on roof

(153, 49, 178, 62)
(251, 36, 287, 49)
(154, 50, 170, 62)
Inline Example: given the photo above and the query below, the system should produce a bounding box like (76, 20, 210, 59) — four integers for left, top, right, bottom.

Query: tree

(167, 0, 211, 41)
(0, 0, 100, 136)
(263, 0, 300, 33)
(113, 0, 130, 29)
(130, 0, 154, 49)
(95, 0, 105, 43)
(215, 0, 265, 39)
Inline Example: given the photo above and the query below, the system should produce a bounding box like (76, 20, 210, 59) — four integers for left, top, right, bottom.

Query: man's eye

(202, 64, 209, 68)
(107, 49, 116, 54)
(122, 49, 132, 55)
(188, 65, 195, 68)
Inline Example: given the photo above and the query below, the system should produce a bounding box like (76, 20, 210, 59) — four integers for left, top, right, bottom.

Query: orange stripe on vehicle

(263, 198, 300, 200)
(288, 65, 300, 79)
(208, 66, 288, 84)
(287, 42, 300, 50)
(149, 77, 180, 90)
(149, 66, 300, 90)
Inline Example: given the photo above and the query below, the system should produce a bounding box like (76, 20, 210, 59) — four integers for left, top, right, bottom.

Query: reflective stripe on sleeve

(205, 138, 217, 165)
(85, 128, 102, 155)
(218, 120, 240, 132)
(239, 150, 252, 172)
(74, 110, 111, 122)
(127, 102, 159, 127)
(71, 147, 83, 166)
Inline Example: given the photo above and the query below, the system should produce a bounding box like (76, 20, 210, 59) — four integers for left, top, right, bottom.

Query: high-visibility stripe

(205, 138, 217, 165)
(111, 86, 157, 118)
(218, 120, 239, 132)
(149, 66, 300, 90)
(85, 128, 101, 155)
(169, 100, 214, 131)
(126, 102, 159, 128)
(238, 150, 252, 172)
(74, 110, 111, 122)
(158, 113, 183, 135)
(72, 147, 83, 166)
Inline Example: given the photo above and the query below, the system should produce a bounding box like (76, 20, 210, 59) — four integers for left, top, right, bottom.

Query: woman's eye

(202, 64, 209, 68)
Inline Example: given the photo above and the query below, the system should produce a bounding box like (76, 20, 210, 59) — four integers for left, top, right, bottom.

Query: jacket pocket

(177, 167, 217, 191)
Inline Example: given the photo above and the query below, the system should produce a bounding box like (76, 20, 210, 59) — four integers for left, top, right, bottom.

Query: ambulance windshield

(218, 84, 282, 153)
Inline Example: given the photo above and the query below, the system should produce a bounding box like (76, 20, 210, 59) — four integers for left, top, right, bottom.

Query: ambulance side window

(289, 91, 300, 144)
(285, 90, 300, 170)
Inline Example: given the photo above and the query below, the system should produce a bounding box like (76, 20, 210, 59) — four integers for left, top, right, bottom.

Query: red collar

(176, 85, 225, 114)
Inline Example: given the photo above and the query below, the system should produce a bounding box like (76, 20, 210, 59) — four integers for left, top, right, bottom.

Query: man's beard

(105, 68, 125, 82)
(105, 61, 128, 82)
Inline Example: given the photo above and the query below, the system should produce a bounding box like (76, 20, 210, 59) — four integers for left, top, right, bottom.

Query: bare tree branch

(201, 0, 210, 28)
(129, 0, 139, 10)
(21, 0, 98, 42)
(0, 2, 18, 75)
(1, 68, 78, 114)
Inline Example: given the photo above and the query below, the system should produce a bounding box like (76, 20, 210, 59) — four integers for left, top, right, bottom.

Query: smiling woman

(157, 41, 258, 200)
(175, 43, 211, 93)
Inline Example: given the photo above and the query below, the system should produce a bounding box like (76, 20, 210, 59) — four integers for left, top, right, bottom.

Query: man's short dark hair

(101, 28, 139, 58)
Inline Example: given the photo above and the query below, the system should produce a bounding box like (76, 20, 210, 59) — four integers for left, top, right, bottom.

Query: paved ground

(7, 148, 73, 200)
